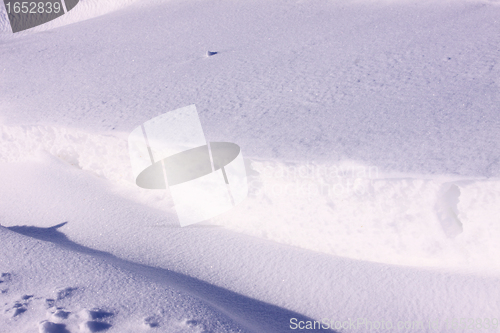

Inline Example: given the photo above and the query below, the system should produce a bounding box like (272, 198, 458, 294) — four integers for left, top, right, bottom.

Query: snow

(1, 0, 500, 332)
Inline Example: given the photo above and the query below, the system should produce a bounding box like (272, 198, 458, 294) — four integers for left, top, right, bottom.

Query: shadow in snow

(39, 321, 70, 333)
(8, 223, 338, 333)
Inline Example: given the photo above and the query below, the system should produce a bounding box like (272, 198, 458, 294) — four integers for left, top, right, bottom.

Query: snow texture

(1, 0, 499, 332)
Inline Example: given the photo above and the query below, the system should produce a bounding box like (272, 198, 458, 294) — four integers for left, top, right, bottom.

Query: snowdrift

(1, 0, 500, 331)
(1, 124, 499, 273)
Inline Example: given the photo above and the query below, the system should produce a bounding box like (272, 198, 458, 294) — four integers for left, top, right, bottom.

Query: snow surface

(1, 0, 500, 332)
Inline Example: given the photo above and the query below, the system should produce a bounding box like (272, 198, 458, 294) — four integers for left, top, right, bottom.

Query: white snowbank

(1, 177, 499, 332)
(1, 124, 499, 273)
(217, 159, 500, 273)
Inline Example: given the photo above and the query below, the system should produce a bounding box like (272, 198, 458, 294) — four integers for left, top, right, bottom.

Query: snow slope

(0, 156, 499, 332)
(1, 0, 500, 331)
(0, 224, 250, 333)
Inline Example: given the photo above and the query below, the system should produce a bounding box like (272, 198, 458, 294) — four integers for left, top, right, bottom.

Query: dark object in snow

(206, 51, 218, 56)
(144, 316, 160, 328)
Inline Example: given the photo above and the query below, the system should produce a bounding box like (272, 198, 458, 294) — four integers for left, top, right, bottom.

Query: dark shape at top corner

(5, 0, 80, 33)
(65, 0, 79, 12)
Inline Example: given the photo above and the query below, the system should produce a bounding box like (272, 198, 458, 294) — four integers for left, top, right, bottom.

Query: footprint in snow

(38, 320, 71, 333)
(143, 315, 160, 328)
(56, 287, 78, 300)
(45, 298, 56, 308)
(178, 318, 206, 331)
(79, 320, 112, 333)
(48, 307, 71, 321)
(10, 302, 27, 317)
(0, 273, 12, 283)
(0, 272, 12, 294)
(78, 308, 114, 332)
(3, 294, 33, 318)
(79, 308, 114, 320)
